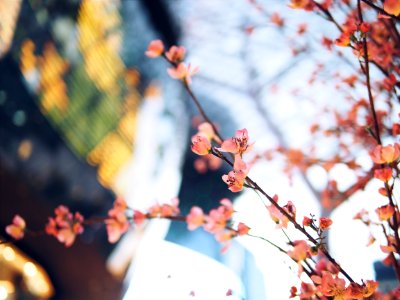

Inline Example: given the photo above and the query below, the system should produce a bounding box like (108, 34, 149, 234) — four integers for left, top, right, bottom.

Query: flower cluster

(290, 259, 378, 299)
(105, 197, 131, 243)
(218, 129, 254, 192)
(145, 39, 199, 84)
(45, 205, 84, 247)
(5, 2, 400, 297)
(186, 199, 250, 248)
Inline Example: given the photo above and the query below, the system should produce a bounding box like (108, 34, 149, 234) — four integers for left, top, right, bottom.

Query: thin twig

(357, 0, 382, 145)
(312, 1, 344, 33)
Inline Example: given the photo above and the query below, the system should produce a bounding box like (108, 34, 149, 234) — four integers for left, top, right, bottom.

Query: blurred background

(1, 0, 398, 299)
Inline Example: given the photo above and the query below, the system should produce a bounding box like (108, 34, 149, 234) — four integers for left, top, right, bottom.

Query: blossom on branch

(167, 62, 199, 84)
(105, 215, 129, 244)
(45, 205, 84, 247)
(148, 198, 180, 218)
(287, 240, 311, 262)
(374, 167, 393, 182)
(198, 122, 221, 144)
(133, 210, 146, 226)
(222, 169, 248, 192)
(191, 134, 211, 155)
(186, 206, 205, 230)
(303, 216, 313, 227)
(266, 195, 295, 229)
(236, 222, 250, 236)
(165, 45, 186, 63)
(204, 199, 233, 234)
(317, 272, 346, 299)
(6, 215, 26, 240)
(145, 39, 164, 58)
(319, 217, 333, 230)
(375, 204, 395, 221)
(219, 128, 252, 156)
(160, 198, 180, 217)
(371, 144, 400, 164)
(105, 198, 130, 243)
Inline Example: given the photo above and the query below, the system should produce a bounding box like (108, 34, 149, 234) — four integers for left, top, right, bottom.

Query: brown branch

(186, 76, 356, 282)
(381, 224, 400, 282)
(183, 81, 224, 144)
(357, 0, 382, 145)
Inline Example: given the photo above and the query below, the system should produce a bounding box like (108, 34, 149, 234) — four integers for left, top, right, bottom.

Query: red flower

(319, 217, 333, 230)
(374, 167, 393, 182)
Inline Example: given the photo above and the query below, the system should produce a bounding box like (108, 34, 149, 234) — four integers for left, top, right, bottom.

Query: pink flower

(266, 195, 290, 229)
(222, 157, 249, 193)
(219, 128, 253, 156)
(376, 204, 395, 221)
(186, 206, 205, 230)
(219, 198, 234, 219)
(148, 199, 180, 218)
(299, 282, 316, 299)
(204, 199, 234, 234)
(45, 206, 84, 247)
(380, 244, 396, 253)
(215, 230, 235, 242)
(362, 280, 379, 297)
(105, 197, 130, 243)
(167, 62, 199, 84)
(374, 167, 393, 182)
(148, 203, 161, 217)
(222, 170, 247, 192)
(106, 214, 129, 243)
(160, 198, 180, 217)
(204, 209, 227, 233)
(236, 222, 250, 236)
(191, 134, 211, 155)
(315, 259, 339, 275)
(165, 45, 186, 63)
(6, 215, 26, 240)
(371, 144, 400, 164)
(198, 122, 221, 144)
(318, 272, 346, 298)
(113, 197, 128, 211)
(284, 201, 296, 219)
(267, 205, 289, 228)
(133, 210, 146, 226)
(145, 39, 164, 58)
(287, 240, 310, 262)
